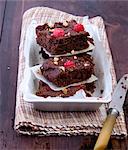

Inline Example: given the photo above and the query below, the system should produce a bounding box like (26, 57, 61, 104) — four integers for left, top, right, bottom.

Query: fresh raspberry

(64, 60, 75, 68)
(73, 23, 84, 32)
(53, 28, 65, 37)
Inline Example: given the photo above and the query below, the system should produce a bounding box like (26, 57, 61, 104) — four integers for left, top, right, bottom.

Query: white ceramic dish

(21, 19, 114, 111)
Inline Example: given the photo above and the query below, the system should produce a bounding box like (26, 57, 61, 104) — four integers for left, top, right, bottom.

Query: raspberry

(73, 23, 84, 32)
(64, 60, 75, 68)
(53, 28, 65, 38)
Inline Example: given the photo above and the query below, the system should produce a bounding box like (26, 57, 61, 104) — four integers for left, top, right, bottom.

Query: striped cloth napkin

(14, 7, 127, 137)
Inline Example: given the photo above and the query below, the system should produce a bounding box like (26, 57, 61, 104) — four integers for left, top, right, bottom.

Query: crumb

(54, 57, 59, 62)
(73, 56, 77, 59)
(62, 88, 68, 94)
(84, 63, 89, 67)
(71, 50, 75, 54)
(120, 96, 122, 99)
(54, 61, 58, 65)
(122, 85, 127, 90)
(59, 66, 65, 71)
(100, 89, 104, 94)
(63, 21, 68, 26)
(124, 76, 127, 80)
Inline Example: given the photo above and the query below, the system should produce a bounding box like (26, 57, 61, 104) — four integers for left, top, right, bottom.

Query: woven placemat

(14, 7, 127, 138)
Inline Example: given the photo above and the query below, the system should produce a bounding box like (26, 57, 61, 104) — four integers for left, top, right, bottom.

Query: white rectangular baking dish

(21, 18, 115, 111)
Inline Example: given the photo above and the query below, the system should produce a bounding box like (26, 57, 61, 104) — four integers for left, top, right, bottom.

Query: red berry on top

(73, 23, 84, 32)
(53, 28, 65, 38)
(64, 60, 75, 68)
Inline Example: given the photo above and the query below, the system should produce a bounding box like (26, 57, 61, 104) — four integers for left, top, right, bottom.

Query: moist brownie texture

(36, 20, 94, 55)
(36, 80, 95, 98)
(40, 53, 94, 87)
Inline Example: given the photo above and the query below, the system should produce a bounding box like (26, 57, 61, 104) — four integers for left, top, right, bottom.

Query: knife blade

(94, 74, 128, 150)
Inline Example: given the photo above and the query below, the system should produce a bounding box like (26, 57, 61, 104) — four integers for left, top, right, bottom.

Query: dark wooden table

(0, 1, 128, 150)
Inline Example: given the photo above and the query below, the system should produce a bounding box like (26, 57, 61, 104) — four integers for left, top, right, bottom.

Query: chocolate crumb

(124, 76, 127, 80)
(54, 61, 58, 65)
(121, 82, 123, 85)
(122, 85, 127, 90)
(100, 89, 104, 94)
(120, 96, 122, 99)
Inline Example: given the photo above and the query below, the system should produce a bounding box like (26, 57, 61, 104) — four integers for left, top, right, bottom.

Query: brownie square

(40, 54, 94, 87)
(36, 20, 94, 55)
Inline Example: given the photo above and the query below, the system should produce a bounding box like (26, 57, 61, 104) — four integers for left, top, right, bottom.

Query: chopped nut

(49, 29, 54, 32)
(59, 66, 65, 71)
(71, 50, 75, 54)
(54, 61, 58, 65)
(63, 21, 68, 26)
(67, 32, 70, 36)
(62, 88, 68, 94)
(54, 57, 59, 62)
(73, 56, 77, 59)
(69, 68, 74, 72)
(64, 34, 68, 37)
(84, 63, 89, 67)
(40, 66, 43, 70)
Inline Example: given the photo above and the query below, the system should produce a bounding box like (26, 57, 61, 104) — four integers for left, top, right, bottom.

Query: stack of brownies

(35, 20, 96, 97)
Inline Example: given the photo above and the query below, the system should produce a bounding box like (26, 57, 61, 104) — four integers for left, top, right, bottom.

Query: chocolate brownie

(36, 80, 95, 98)
(36, 20, 94, 55)
(40, 54, 94, 87)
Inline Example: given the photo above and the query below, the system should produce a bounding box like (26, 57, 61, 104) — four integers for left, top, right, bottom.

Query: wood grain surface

(0, 1, 128, 150)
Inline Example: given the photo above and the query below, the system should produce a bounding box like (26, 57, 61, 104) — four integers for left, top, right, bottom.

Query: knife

(94, 74, 128, 150)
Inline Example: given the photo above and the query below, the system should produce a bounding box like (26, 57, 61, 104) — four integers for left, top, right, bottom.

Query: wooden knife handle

(94, 109, 119, 150)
